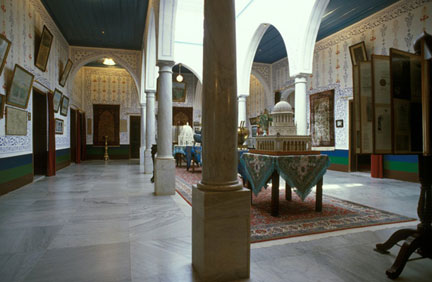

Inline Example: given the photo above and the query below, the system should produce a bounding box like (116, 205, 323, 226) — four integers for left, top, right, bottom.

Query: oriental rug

(175, 168, 415, 243)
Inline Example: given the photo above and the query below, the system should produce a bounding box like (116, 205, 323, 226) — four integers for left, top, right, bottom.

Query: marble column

(139, 103, 146, 166)
(154, 61, 175, 195)
(144, 91, 156, 174)
(192, 0, 250, 280)
(295, 75, 308, 135)
(238, 94, 247, 126)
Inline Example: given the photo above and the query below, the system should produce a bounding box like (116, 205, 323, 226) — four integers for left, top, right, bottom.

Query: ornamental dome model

(269, 101, 296, 136)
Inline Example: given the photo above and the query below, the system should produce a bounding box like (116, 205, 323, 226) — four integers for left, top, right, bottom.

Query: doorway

(70, 109, 77, 163)
(33, 89, 47, 176)
(130, 116, 141, 159)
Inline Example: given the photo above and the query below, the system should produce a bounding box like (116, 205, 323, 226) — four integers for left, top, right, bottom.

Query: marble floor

(0, 160, 431, 282)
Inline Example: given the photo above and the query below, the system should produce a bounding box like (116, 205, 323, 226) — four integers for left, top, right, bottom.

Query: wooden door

(33, 89, 47, 175)
(130, 116, 141, 159)
(70, 109, 77, 163)
(349, 100, 357, 172)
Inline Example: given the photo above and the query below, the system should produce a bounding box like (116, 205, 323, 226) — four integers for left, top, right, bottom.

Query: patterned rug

(175, 168, 415, 243)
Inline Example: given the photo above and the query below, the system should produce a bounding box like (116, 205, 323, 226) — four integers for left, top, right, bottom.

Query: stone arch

(69, 52, 140, 100)
(174, 62, 202, 85)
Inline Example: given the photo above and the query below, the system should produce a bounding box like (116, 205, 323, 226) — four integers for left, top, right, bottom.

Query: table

(240, 153, 330, 216)
(173, 145, 202, 171)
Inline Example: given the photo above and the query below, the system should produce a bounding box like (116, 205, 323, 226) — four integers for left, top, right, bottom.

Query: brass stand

(104, 136, 109, 161)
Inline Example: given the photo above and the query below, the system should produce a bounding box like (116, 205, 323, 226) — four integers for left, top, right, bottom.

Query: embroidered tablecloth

(173, 145, 202, 169)
(240, 153, 330, 200)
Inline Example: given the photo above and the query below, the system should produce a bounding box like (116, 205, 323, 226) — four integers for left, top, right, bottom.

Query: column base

(154, 157, 175, 195)
(192, 185, 250, 281)
(144, 149, 153, 174)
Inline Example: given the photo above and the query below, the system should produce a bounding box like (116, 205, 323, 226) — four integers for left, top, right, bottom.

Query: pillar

(238, 94, 247, 126)
(140, 102, 146, 165)
(154, 61, 175, 195)
(144, 91, 156, 174)
(295, 75, 308, 135)
(192, 0, 250, 280)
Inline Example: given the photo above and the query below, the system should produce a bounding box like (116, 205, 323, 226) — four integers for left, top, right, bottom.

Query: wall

(246, 74, 267, 120)
(72, 66, 140, 159)
(0, 0, 71, 193)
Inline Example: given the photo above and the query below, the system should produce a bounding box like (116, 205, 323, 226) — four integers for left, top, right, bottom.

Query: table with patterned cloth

(240, 153, 330, 216)
(173, 145, 202, 170)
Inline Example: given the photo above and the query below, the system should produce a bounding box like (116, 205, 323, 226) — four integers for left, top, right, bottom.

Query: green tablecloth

(240, 153, 330, 200)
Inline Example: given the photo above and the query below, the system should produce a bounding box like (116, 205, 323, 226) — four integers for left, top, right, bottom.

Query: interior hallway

(0, 161, 431, 281)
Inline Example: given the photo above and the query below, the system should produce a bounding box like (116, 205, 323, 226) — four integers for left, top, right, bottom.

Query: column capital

(157, 60, 175, 69)
(140, 102, 146, 108)
(146, 91, 156, 99)
(238, 94, 248, 101)
(294, 74, 309, 84)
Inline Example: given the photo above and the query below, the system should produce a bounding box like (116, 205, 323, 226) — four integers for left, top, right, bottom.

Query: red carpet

(175, 167, 415, 243)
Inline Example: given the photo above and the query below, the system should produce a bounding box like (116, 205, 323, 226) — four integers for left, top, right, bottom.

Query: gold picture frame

(7, 64, 34, 109)
(349, 41, 368, 66)
(55, 118, 64, 134)
(172, 81, 186, 102)
(0, 34, 12, 76)
(59, 59, 73, 87)
(60, 96, 69, 116)
(5, 106, 27, 135)
(35, 25, 54, 72)
(53, 88, 63, 113)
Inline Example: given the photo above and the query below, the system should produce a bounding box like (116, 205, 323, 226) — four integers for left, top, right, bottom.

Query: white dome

(272, 101, 293, 114)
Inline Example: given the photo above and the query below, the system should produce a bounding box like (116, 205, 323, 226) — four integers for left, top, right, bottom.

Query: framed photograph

(59, 59, 73, 87)
(0, 34, 12, 76)
(336, 120, 344, 128)
(359, 61, 373, 154)
(310, 89, 335, 147)
(172, 81, 186, 102)
(53, 89, 63, 113)
(349, 41, 368, 66)
(55, 118, 64, 134)
(7, 64, 34, 109)
(0, 94, 5, 118)
(60, 96, 69, 116)
(5, 106, 27, 135)
(35, 25, 53, 72)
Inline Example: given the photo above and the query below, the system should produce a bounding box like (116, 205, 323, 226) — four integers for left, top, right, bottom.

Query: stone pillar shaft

(238, 95, 247, 126)
(192, 0, 250, 280)
(144, 91, 156, 174)
(295, 75, 308, 135)
(140, 103, 146, 165)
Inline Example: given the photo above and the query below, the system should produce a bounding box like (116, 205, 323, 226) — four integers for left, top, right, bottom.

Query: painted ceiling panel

(41, 0, 149, 50)
(254, 0, 399, 64)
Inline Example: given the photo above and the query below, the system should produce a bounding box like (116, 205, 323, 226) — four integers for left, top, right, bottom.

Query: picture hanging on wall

(7, 64, 34, 109)
(55, 118, 64, 134)
(59, 59, 73, 87)
(35, 25, 54, 72)
(310, 89, 335, 147)
(336, 120, 344, 128)
(0, 94, 5, 119)
(60, 96, 69, 116)
(5, 106, 27, 135)
(53, 89, 63, 113)
(172, 81, 186, 102)
(0, 34, 11, 76)
(349, 41, 368, 66)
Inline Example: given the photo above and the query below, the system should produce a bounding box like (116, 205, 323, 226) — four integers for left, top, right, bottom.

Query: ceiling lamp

(176, 63, 184, 82)
(103, 58, 116, 66)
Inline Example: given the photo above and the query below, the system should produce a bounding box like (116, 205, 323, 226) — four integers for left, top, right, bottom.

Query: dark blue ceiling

(41, 0, 148, 50)
(254, 0, 399, 63)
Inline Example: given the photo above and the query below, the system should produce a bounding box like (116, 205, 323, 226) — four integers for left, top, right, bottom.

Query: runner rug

(175, 168, 415, 243)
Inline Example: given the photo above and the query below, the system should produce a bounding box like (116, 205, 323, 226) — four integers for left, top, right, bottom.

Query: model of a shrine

(255, 101, 312, 153)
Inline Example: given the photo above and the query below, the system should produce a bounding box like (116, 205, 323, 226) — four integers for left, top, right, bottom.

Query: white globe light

(176, 74, 184, 82)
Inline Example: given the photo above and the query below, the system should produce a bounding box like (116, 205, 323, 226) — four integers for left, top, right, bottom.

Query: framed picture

(5, 106, 27, 135)
(53, 89, 63, 113)
(7, 64, 34, 109)
(60, 96, 69, 116)
(55, 118, 64, 134)
(59, 59, 73, 87)
(0, 34, 12, 76)
(310, 89, 335, 147)
(0, 94, 5, 118)
(172, 81, 186, 102)
(336, 120, 344, 128)
(35, 25, 54, 72)
(359, 61, 373, 154)
(349, 41, 368, 66)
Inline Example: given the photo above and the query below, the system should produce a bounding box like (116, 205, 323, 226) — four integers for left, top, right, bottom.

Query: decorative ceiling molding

(29, 0, 69, 48)
(315, 0, 428, 51)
